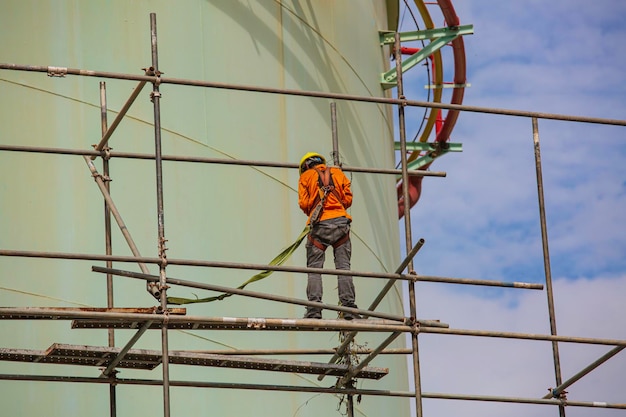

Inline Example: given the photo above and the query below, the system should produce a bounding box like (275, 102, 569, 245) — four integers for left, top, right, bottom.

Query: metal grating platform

(0, 308, 413, 332)
(0, 344, 389, 380)
(0, 344, 160, 370)
(0, 307, 186, 320)
(70, 318, 409, 332)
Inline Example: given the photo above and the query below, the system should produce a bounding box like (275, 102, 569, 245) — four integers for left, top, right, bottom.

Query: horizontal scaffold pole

(421, 327, 626, 346)
(91, 266, 413, 324)
(0, 307, 415, 333)
(182, 347, 414, 356)
(1, 63, 625, 126)
(0, 373, 624, 410)
(0, 144, 445, 177)
(0, 249, 543, 290)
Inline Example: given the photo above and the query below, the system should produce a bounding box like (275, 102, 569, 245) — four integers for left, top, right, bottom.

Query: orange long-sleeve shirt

(298, 164, 352, 224)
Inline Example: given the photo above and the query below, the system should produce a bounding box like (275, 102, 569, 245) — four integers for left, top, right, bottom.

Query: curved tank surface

(0, 1, 408, 416)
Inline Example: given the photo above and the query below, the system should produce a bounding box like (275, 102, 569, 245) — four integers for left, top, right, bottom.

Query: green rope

(166, 225, 311, 305)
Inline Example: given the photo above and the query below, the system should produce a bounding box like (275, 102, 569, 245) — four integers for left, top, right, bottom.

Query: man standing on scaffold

(298, 152, 360, 320)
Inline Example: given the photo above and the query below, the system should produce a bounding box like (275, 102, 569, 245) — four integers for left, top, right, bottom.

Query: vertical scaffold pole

(395, 32, 423, 417)
(532, 117, 564, 417)
(149, 13, 171, 417)
(330, 100, 353, 417)
(99, 82, 117, 417)
(330, 102, 340, 166)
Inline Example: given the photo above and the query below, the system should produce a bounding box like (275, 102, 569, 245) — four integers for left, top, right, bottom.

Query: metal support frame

(330, 102, 340, 166)
(147, 14, 172, 417)
(99, 321, 154, 377)
(532, 118, 565, 417)
(393, 141, 463, 172)
(0, 248, 542, 290)
(1, 63, 625, 126)
(394, 31, 424, 417)
(0, 12, 624, 417)
(543, 346, 626, 400)
(98, 82, 117, 417)
(0, 372, 625, 410)
(336, 332, 403, 388)
(379, 25, 474, 89)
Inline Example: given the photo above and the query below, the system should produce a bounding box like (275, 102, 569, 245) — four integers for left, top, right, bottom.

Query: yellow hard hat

(299, 152, 326, 174)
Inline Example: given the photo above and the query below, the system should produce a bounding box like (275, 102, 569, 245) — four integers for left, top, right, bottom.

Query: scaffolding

(1, 12, 625, 417)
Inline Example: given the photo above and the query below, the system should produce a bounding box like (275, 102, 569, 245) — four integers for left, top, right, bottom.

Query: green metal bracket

(394, 142, 462, 175)
(380, 24, 473, 90)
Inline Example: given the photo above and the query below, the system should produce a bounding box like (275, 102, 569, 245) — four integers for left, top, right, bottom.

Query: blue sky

(396, 1, 626, 416)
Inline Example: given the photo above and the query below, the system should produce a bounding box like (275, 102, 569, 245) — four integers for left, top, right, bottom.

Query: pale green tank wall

(0, 1, 406, 416)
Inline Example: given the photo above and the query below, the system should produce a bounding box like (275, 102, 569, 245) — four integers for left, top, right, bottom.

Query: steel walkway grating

(69, 318, 406, 331)
(0, 344, 389, 379)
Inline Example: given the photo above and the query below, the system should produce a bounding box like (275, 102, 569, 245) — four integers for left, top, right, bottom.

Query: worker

(298, 152, 360, 320)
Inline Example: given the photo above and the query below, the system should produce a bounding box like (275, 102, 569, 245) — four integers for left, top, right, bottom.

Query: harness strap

(316, 167, 343, 204)
(308, 234, 327, 251)
(308, 230, 350, 252)
(332, 231, 350, 248)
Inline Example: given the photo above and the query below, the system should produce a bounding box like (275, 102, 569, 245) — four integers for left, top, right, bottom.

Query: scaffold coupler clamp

(162, 307, 170, 327)
(100, 367, 119, 379)
(147, 282, 161, 301)
(548, 387, 568, 401)
(150, 90, 161, 102)
(430, 141, 449, 158)
(97, 145, 112, 161)
(344, 378, 357, 391)
(335, 373, 360, 393)
(247, 318, 267, 329)
(142, 66, 163, 77)
(47, 66, 67, 77)
(408, 316, 419, 334)
(91, 171, 111, 183)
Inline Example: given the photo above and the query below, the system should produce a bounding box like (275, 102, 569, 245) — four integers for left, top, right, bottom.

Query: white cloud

(398, 1, 626, 416)
(406, 274, 626, 417)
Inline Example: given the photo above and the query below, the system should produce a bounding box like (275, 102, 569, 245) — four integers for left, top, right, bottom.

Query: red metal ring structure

(397, 0, 467, 218)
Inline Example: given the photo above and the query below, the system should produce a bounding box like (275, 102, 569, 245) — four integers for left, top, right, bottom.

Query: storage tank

(0, 1, 408, 416)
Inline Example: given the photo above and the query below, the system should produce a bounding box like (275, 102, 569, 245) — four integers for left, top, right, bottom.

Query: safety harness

(307, 166, 350, 251)
(165, 166, 350, 305)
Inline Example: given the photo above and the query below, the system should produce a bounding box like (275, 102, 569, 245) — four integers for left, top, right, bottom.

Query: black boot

(341, 304, 362, 320)
(304, 308, 322, 319)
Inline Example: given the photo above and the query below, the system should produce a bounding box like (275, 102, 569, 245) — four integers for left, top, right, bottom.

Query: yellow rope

(167, 225, 311, 305)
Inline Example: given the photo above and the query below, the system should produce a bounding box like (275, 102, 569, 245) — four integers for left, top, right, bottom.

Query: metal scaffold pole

(330, 102, 340, 166)
(0, 9, 625, 416)
(0, 248, 542, 290)
(99, 81, 117, 417)
(0, 144, 446, 177)
(532, 118, 565, 417)
(395, 31, 424, 417)
(148, 13, 171, 417)
(2, 63, 625, 126)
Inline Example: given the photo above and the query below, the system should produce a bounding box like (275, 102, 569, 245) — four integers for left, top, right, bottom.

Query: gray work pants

(305, 216, 356, 318)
